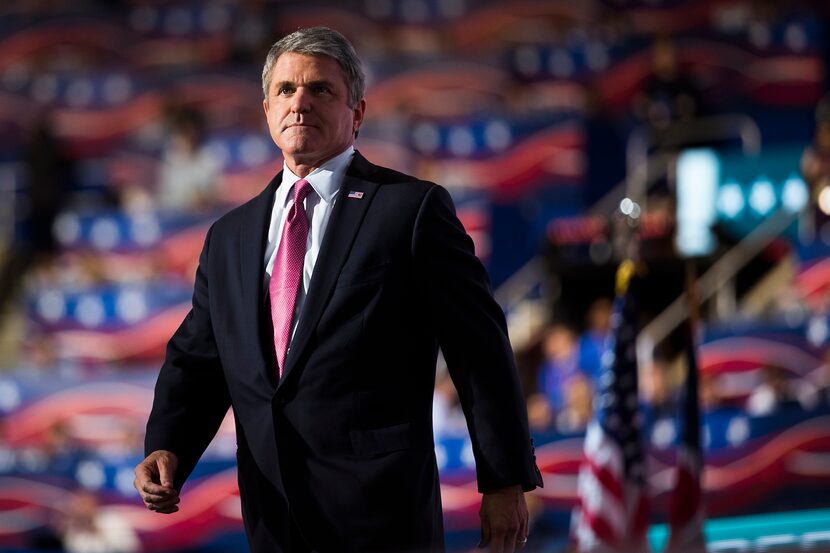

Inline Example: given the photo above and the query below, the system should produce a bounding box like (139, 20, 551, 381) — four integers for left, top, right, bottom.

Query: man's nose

(290, 87, 312, 113)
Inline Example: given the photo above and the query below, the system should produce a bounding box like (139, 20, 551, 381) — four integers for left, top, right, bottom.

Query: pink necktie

(270, 178, 313, 376)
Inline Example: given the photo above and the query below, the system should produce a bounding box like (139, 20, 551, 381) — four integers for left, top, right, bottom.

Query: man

(134, 27, 542, 553)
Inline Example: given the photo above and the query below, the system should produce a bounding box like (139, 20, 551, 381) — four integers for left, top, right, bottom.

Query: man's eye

(278, 86, 294, 95)
(311, 85, 330, 95)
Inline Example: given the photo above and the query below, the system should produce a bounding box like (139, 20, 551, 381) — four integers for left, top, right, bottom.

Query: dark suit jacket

(145, 152, 542, 553)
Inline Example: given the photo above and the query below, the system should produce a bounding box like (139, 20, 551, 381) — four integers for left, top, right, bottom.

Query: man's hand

(134, 450, 180, 514)
(478, 485, 529, 553)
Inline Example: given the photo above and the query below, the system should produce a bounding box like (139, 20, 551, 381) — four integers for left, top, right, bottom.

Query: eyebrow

(273, 79, 336, 92)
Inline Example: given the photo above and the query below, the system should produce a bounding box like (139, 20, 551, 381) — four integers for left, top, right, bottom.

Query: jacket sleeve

(412, 185, 542, 493)
(145, 224, 232, 490)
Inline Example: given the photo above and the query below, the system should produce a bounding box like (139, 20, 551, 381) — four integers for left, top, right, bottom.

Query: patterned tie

(270, 178, 313, 376)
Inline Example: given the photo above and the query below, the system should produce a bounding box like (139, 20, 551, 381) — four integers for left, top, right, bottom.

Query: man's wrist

(483, 484, 522, 496)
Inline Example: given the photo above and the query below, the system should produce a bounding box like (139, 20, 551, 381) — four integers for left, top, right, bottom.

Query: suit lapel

(277, 153, 379, 390)
(240, 171, 282, 391)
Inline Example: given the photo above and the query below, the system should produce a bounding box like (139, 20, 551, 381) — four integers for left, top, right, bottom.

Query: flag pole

(666, 260, 707, 552)
(686, 261, 699, 332)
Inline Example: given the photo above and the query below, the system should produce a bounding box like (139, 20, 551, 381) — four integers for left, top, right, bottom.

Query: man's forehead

(269, 52, 348, 89)
(275, 51, 340, 71)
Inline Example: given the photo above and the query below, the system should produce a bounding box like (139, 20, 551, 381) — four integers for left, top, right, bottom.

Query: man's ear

(263, 97, 270, 117)
(353, 99, 366, 137)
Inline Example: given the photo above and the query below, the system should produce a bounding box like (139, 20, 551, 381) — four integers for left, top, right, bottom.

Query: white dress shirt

(264, 146, 354, 341)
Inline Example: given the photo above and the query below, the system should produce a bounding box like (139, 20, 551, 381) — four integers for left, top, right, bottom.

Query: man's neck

(283, 146, 355, 179)
(285, 149, 353, 178)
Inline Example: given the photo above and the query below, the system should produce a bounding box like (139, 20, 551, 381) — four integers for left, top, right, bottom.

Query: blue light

(676, 148, 719, 257)
(717, 181, 745, 219)
(781, 174, 809, 213)
(749, 177, 776, 215)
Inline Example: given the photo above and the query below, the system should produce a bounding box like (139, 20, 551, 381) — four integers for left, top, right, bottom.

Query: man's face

(263, 52, 365, 173)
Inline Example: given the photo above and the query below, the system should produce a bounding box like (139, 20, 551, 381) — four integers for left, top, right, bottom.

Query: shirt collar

(279, 146, 355, 205)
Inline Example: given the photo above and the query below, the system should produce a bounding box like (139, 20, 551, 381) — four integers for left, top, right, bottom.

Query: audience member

(57, 490, 139, 553)
(801, 93, 830, 236)
(0, 112, 72, 312)
(578, 298, 613, 383)
(41, 421, 85, 476)
(23, 112, 73, 258)
(631, 33, 708, 200)
(229, 0, 276, 64)
(526, 393, 554, 432)
(156, 107, 221, 212)
(641, 355, 678, 420)
(554, 373, 593, 434)
(539, 324, 583, 408)
(528, 323, 595, 431)
(746, 364, 817, 416)
(633, 34, 706, 137)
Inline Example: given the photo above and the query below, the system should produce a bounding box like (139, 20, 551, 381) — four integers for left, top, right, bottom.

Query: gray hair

(261, 27, 366, 108)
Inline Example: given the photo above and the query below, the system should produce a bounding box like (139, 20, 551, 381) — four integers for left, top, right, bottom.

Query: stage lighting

(818, 185, 830, 215)
(748, 177, 775, 215)
(781, 174, 809, 213)
(717, 181, 745, 218)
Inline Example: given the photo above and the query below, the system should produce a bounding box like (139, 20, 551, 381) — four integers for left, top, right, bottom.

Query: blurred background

(1, 0, 829, 552)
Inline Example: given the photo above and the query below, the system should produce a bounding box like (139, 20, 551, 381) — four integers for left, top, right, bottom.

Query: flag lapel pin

(347, 191, 364, 199)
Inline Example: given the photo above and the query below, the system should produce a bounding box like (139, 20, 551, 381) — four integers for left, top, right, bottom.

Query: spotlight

(819, 185, 830, 216)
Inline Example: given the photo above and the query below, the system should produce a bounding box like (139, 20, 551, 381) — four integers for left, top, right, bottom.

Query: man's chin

(278, 140, 317, 157)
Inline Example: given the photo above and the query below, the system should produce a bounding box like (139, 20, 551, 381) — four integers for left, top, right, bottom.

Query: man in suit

(134, 27, 541, 553)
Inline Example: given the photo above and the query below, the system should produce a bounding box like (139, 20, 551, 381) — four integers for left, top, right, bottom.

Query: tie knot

(293, 179, 313, 205)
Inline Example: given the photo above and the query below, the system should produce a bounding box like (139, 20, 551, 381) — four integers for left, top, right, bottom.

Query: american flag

(572, 260, 650, 552)
(667, 320, 706, 552)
